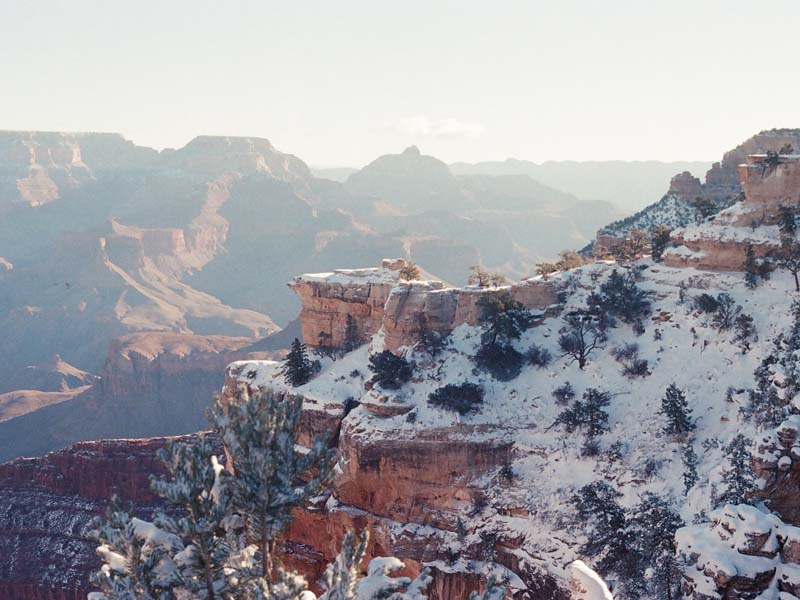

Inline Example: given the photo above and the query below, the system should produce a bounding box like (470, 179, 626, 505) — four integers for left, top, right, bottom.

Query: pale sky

(3, 0, 800, 167)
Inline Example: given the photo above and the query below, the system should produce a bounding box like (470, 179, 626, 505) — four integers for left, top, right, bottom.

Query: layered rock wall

(0, 436, 182, 600)
(663, 154, 800, 271)
(291, 259, 556, 353)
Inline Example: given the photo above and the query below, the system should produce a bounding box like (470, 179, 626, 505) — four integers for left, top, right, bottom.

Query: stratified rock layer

(291, 258, 556, 353)
(0, 436, 181, 600)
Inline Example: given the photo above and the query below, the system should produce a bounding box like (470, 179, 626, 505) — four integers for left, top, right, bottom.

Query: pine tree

(282, 338, 314, 387)
(476, 290, 532, 346)
(659, 383, 695, 437)
(342, 315, 362, 353)
(91, 499, 180, 599)
(212, 387, 335, 577)
(320, 531, 433, 599)
(714, 434, 756, 507)
(628, 493, 683, 600)
(368, 350, 414, 389)
(776, 240, 800, 292)
(681, 442, 699, 495)
(474, 290, 531, 380)
(744, 243, 759, 289)
(650, 226, 672, 263)
(734, 313, 756, 352)
(572, 482, 635, 579)
(552, 388, 611, 456)
(582, 388, 611, 456)
(711, 293, 741, 331)
(415, 313, 444, 356)
(692, 196, 718, 224)
(778, 204, 797, 243)
(148, 436, 236, 599)
(467, 576, 506, 600)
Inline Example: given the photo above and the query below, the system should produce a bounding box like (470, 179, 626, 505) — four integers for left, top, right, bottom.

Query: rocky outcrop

(668, 171, 703, 201)
(662, 154, 800, 271)
(677, 504, 800, 600)
(381, 279, 555, 353)
(0, 435, 184, 600)
(291, 258, 556, 353)
(597, 129, 800, 244)
(220, 361, 568, 599)
(753, 416, 800, 525)
(289, 259, 409, 351)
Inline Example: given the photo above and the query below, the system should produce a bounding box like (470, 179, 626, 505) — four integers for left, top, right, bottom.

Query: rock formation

(0, 435, 187, 600)
(668, 171, 703, 202)
(597, 129, 800, 245)
(677, 504, 800, 600)
(291, 258, 556, 353)
(0, 332, 262, 462)
(663, 154, 800, 270)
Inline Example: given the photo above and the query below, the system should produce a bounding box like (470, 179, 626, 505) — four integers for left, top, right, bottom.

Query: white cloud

(391, 115, 484, 139)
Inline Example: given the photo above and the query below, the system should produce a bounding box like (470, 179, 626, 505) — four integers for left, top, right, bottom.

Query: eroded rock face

(663, 154, 800, 271)
(677, 504, 800, 600)
(291, 259, 556, 353)
(0, 436, 182, 600)
(221, 362, 569, 599)
(669, 171, 703, 201)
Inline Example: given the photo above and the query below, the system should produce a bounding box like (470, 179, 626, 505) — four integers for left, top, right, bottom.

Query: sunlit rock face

(663, 154, 800, 271)
(290, 258, 556, 354)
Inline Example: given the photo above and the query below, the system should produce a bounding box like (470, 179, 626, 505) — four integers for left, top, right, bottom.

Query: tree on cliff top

(399, 261, 420, 281)
(91, 387, 440, 600)
(282, 338, 317, 387)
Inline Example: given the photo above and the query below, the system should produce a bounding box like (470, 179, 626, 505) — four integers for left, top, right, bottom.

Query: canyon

(0, 130, 619, 462)
(6, 129, 800, 599)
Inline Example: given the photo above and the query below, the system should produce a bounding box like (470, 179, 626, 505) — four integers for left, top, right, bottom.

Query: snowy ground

(232, 257, 800, 588)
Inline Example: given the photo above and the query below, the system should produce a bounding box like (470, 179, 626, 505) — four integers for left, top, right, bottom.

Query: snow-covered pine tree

(318, 530, 433, 600)
(572, 482, 635, 585)
(744, 243, 759, 289)
(658, 383, 695, 437)
(282, 338, 315, 387)
(628, 493, 683, 600)
(713, 434, 756, 507)
(320, 531, 367, 600)
(91, 499, 182, 599)
(212, 387, 335, 577)
(148, 435, 237, 599)
(681, 442, 699, 495)
(582, 388, 611, 456)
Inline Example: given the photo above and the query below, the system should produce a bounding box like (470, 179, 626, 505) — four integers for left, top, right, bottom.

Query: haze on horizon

(3, 0, 800, 167)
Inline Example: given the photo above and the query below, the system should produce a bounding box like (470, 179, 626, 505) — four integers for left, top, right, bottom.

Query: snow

(570, 560, 614, 600)
(231, 257, 800, 592)
(295, 266, 410, 286)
